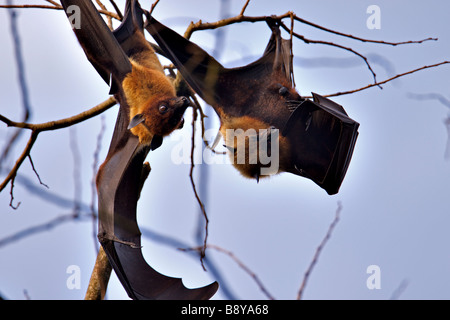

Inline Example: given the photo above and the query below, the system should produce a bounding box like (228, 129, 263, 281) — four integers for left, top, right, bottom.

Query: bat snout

(174, 96, 190, 109)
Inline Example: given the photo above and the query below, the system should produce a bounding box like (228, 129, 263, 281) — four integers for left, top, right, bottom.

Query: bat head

(128, 95, 189, 144)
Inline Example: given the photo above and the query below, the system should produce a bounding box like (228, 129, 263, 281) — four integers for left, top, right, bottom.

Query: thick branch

(0, 97, 116, 194)
(0, 97, 116, 132)
(85, 247, 112, 300)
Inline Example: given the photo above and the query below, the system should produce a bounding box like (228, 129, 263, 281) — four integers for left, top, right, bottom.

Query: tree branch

(319, 61, 450, 98)
(297, 202, 342, 300)
(0, 97, 116, 194)
(0, 4, 121, 20)
(85, 246, 112, 300)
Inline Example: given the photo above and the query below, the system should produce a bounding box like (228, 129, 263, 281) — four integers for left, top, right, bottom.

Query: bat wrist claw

(98, 233, 140, 249)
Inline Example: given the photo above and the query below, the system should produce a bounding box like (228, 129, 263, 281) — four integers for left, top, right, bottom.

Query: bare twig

(239, 0, 251, 16)
(149, 0, 160, 15)
(1, 131, 38, 194)
(0, 4, 61, 10)
(0, 97, 117, 194)
(389, 278, 409, 300)
(183, 11, 435, 46)
(1, 1, 32, 172)
(297, 202, 342, 300)
(182, 10, 437, 86)
(0, 96, 116, 132)
(280, 21, 379, 85)
(9, 174, 20, 209)
(211, 245, 274, 300)
(45, 0, 60, 6)
(188, 104, 209, 270)
(319, 61, 450, 98)
(95, 0, 113, 29)
(0, 4, 121, 20)
(181, 244, 275, 300)
(108, 0, 122, 20)
(292, 14, 437, 46)
(27, 155, 48, 189)
(90, 116, 106, 252)
(0, 211, 86, 248)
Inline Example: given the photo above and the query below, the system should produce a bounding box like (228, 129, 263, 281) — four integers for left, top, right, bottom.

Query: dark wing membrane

(265, 19, 294, 86)
(98, 139, 219, 300)
(144, 15, 224, 106)
(112, 0, 148, 59)
(144, 16, 293, 108)
(282, 94, 359, 195)
(60, 0, 132, 90)
(104, 242, 219, 300)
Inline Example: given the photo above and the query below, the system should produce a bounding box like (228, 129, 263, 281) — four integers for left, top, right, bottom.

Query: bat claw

(223, 144, 236, 152)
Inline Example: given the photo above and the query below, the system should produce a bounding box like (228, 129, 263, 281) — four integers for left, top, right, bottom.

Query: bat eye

(279, 86, 289, 96)
(158, 104, 168, 114)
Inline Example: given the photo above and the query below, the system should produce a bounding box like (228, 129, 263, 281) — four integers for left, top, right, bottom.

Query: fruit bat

(60, 0, 218, 299)
(144, 15, 360, 195)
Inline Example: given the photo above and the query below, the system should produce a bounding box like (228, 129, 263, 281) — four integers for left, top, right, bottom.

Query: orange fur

(122, 41, 180, 145)
(220, 114, 290, 179)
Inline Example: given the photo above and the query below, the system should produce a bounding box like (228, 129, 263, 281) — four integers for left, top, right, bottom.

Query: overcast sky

(1, 0, 450, 300)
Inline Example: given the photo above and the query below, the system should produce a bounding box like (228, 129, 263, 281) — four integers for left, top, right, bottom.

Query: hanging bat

(144, 15, 359, 195)
(60, 0, 218, 300)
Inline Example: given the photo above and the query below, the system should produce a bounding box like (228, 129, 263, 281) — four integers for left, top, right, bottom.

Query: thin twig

(9, 174, 20, 209)
(239, 0, 251, 16)
(108, 0, 122, 20)
(188, 104, 209, 270)
(211, 245, 274, 299)
(389, 278, 409, 300)
(0, 4, 61, 10)
(1, 1, 32, 173)
(0, 97, 116, 131)
(0, 4, 121, 20)
(27, 155, 49, 189)
(280, 21, 379, 85)
(292, 14, 437, 46)
(297, 202, 342, 300)
(45, 0, 60, 6)
(149, 0, 160, 15)
(0, 211, 86, 248)
(0, 131, 38, 193)
(0, 97, 116, 194)
(95, 0, 113, 29)
(182, 11, 434, 85)
(319, 61, 450, 98)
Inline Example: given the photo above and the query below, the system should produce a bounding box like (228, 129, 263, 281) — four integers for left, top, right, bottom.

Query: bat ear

(128, 113, 145, 130)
